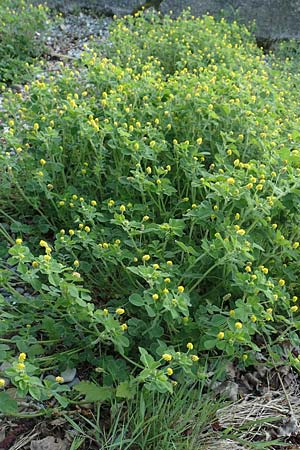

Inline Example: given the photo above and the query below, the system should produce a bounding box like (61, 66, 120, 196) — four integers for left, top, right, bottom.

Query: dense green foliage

(1, 9, 300, 416)
(0, 0, 48, 82)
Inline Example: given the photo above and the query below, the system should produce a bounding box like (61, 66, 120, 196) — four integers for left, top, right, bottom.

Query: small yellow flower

(245, 265, 251, 273)
(40, 240, 48, 248)
(146, 167, 152, 174)
(32, 261, 39, 268)
(39, 159, 46, 166)
(251, 315, 257, 322)
(227, 177, 235, 185)
(262, 267, 269, 274)
(69, 229, 75, 236)
(120, 323, 128, 331)
(279, 279, 285, 287)
(73, 260, 80, 267)
(162, 353, 172, 361)
(293, 242, 299, 249)
(266, 308, 273, 314)
(191, 354, 199, 362)
(229, 310, 235, 317)
(152, 264, 160, 270)
(103, 308, 109, 316)
(272, 223, 278, 230)
(242, 354, 248, 361)
(72, 272, 81, 278)
(178, 286, 185, 293)
(167, 260, 173, 266)
(152, 294, 159, 301)
(162, 288, 169, 295)
(143, 215, 150, 221)
(33, 123, 39, 131)
(91, 200, 97, 206)
(166, 368, 173, 376)
(0, 379, 5, 388)
(142, 254, 151, 262)
(44, 255, 51, 262)
(116, 308, 125, 315)
(120, 205, 126, 213)
(18, 353, 26, 362)
(217, 331, 225, 340)
(108, 200, 115, 207)
(236, 229, 246, 236)
(235, 322, 243, 330)
(164, 277, 171, 283)
(291, 305, 299, 313)
(186, 342, 193, 350)
(55, 376, 64, 383)
(17, 363, 25, 370)
(15, 238, 22, 245)
(84, 226, 91, 233)
(197, 137, 203, 145)
(292, 296, 298, 302)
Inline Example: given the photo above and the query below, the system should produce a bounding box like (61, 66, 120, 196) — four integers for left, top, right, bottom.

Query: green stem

(187, 260, 224, 293)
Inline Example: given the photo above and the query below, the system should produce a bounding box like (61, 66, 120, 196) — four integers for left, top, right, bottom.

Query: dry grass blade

(9, 426, 40, 450)
(199, 389, 300, 450)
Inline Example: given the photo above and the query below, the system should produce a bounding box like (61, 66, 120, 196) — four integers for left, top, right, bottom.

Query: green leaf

(48, 272, 61, 286)
(175, 240, 199, 256)
(116, 381, 135, 399)
(203, 339, 216, 350)
(145, 305, 156, 317)
(129, 293, 144, 306)
(139, 347, 155, 367)
(74, 381, 113, 403)
(54, 393, 70, 408)
(0, 392, 18, 415)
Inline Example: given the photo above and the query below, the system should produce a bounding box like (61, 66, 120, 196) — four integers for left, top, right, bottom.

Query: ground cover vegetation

(1, 2, 300, 447)
(0, 0, 49, 83)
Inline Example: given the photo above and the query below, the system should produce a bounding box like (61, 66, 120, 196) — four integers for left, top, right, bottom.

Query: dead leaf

(30, 436, 68, 450)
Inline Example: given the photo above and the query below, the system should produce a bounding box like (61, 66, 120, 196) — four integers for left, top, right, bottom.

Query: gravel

(45, 12, 112, 60)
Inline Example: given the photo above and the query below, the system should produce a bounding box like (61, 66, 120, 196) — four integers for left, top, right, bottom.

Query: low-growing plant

(1, 10, 300, 414)
(0, 0, 49, 83)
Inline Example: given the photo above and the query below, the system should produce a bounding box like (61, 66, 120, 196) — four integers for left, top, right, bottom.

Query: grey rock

(15, 287, 25, 294)
(159, 0, 300, 40)
(34, 0, 145, 16)
(61, 367, 77, 382)
(30, 436, 68, 450)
